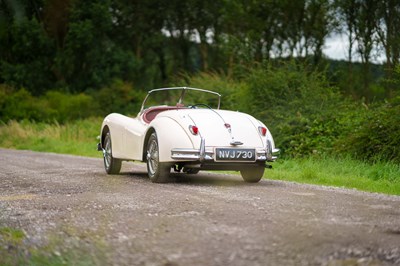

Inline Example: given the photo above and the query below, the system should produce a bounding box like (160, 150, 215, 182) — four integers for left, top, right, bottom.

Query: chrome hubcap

(147, 139, 159, 175)
(104, 137, 112, 169)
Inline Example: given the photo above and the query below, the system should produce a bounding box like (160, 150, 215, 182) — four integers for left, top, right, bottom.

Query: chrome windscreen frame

(140, 87, 222, 114)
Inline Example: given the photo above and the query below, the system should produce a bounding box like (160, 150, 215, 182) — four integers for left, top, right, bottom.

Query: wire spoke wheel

(104, 137, 112, 169)
(146, 132, 170, 183)
(147, 138, 159, 176)
(103, 132, 122, 174)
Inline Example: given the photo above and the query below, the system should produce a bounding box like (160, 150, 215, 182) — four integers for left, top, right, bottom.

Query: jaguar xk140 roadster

(98, 87, 279, 183)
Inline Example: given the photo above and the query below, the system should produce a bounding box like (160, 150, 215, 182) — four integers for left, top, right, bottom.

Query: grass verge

(268, 156, 400, 195)
(0, 118, 102, 157)
(0, 119, 399, 195)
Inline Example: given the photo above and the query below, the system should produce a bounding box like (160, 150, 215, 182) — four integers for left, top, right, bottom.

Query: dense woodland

(1, 0, 400, 163)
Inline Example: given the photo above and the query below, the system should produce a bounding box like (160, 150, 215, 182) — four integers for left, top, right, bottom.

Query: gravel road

(0, 148, 399, 265)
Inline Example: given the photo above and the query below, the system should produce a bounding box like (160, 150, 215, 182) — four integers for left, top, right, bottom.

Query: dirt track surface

(0, 149, 399, 265)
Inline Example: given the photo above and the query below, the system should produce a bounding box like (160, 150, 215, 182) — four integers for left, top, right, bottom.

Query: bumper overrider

(171, 138, 280, 163)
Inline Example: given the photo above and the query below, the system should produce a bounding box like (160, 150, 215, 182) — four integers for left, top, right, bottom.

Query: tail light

(258, 126, 267, 136)
(189, 125, 199, 135)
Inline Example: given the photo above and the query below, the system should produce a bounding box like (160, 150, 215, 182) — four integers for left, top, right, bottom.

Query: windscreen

(142, 88, 220, 110)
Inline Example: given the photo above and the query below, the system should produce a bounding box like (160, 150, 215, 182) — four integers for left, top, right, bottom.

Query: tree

(0, 17, 56, 95)
(376, 0, 400, 97)
(354, 0, 379, 99)
(336, 0, 359, 96)
(304, 0, 335, 64)
(56, 0, 137, 92)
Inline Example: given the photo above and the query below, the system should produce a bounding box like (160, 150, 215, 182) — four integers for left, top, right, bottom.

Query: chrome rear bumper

(171, 138, 279, 162)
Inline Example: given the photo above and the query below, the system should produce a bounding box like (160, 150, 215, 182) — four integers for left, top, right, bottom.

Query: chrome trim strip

(199, 138, 206, 162)
(266, 140, 279, 162)
(172, 147, 268, 161)
(140, 87, 222, 112)
(171, 148, 213, 161)
(272, 148, 280, 155)
(271, 148, 280, 161)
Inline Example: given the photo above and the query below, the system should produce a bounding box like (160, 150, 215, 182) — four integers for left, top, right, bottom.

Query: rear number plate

(215, 148, 255, 161)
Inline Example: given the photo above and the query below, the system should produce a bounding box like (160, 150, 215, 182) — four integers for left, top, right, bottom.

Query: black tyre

(146, 132, 171, 183)
(240, 166, 264, 183)
(103, 132, 122, 174)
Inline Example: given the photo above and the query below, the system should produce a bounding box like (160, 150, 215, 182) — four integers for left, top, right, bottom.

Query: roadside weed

(268, 156, 400, 195)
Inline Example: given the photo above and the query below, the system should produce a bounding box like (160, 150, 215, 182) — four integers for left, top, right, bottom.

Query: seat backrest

(142, 107, 181, 123)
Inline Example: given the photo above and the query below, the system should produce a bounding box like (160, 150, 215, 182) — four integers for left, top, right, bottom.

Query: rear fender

(147, 117, 198, 162)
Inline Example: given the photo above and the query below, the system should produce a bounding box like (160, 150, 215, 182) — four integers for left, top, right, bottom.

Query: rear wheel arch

(142, 127, 155, 161)
(101, 126, 110, 148)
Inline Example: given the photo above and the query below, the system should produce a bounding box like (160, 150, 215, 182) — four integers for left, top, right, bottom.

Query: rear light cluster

(258, 126, 267, 136)
(189, 125, 199, 135)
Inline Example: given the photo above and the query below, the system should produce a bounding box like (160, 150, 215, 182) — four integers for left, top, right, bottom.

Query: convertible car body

(98, 87, 279, 183)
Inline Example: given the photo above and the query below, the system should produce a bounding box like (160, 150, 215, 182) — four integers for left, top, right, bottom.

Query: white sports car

(98, 87, 279, 183)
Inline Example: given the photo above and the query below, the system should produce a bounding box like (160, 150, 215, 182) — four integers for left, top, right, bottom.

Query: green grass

(268, 156, 400, 195)
(0, 118, 102, 157)
(0, 226, 100, 266)
(0, 119, 399, 195)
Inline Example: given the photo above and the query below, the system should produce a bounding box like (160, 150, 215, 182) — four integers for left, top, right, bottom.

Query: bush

(338, 99, 400, 163)
(44, 91, 98, 122)
(0, 88, 98, 123)
(0, 87, 49, 121)
(0, 80, 147, 123)
(92, 79, 146, 116)
(238, 63, 348, 157)
(174, 71, 245, 110)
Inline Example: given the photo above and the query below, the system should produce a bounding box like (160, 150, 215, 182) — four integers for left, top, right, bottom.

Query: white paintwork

(100, 88, 277, 165)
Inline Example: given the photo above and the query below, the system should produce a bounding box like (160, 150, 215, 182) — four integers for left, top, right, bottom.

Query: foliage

(44, 91, 97, 122)
(0, 80, 143, 123)
(0, 17, 55, 95)
(338, 99, 400, 163)
(0, 87, 97, 123)
(0, 118, 101, 157)
(1, 0, 399, 100)
(173, 71, 245, 110)
(93, 79, 146, 116)
(0, 86, 49, 121)
(56, 0, 139, 92)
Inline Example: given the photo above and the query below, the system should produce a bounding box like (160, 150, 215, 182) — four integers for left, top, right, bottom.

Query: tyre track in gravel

(0, 148, 399, 265)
